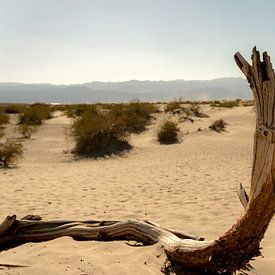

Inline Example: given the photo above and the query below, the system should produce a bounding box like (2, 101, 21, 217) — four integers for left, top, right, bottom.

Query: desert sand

(0, 105, 274, 274)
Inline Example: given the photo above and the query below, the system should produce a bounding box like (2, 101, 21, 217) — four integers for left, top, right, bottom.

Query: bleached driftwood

(1, 47, 275, 274)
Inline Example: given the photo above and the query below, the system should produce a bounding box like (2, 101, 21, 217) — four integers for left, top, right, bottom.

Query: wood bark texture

(1, 47, 275, 274)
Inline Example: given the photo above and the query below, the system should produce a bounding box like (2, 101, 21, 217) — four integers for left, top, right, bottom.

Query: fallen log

(1, 47, 275, 274)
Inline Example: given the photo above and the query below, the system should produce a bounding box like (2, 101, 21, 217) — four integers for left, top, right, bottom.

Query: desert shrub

(210, 100, 240, 108)
(242, 100, 255, 107)
(70, 110, 130, 156)
(31, 103, 53, 118)
(110, 102, 156, 133)
(190, 104, 209, 118)
(199, 100, 213, 105)
(165, 101, 182, 113)
(96, 103, 115, 110)
(0, 127, 4, 139)
(157, 121, 179, 144)
(18, 124, 39, 139)
(48, 104, 65, 112)
(209, 119, 227, 132)
(210, 100, 220, 106)
(125, 102, 156, 132)
(0, 139, 23, 168)
(65, 104, 98, 118)
(4, 104, 26, 114)
(0, 112, 9, 125)
(19, 103, 52, 125)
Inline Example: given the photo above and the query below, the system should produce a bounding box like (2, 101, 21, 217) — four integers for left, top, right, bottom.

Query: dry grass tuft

(209, 119, 227, 133)
(0, 139, 23, 168)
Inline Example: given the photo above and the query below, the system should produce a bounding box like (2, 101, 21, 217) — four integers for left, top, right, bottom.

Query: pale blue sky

(1, 0, 275, 84)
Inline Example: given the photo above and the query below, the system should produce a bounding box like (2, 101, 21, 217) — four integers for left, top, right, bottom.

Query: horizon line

(0, 76, 244, 86)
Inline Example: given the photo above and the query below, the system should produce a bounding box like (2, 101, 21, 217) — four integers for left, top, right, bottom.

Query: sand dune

(0, 105, 274, 274)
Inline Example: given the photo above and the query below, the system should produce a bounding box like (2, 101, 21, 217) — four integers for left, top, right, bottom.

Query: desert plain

(0, 103, 275, 274)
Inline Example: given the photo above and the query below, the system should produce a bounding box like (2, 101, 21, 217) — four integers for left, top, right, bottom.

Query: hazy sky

(1, 0, 275, 84)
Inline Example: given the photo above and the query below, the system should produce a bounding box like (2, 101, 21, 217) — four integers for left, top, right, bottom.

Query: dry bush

(65, 104, 98, 118)
(209, 119, 227, 132)
(110, 102, 156, 133)
(190, 104, 209, 118)
(70, 110, 130, 157)
(157, 121, 179, 144)
(69, 101, 156, 156)
(0, 139, 23, 168)
(210, 100, 240, 108)
(165, 102, 209, 119)
(18, 124, 39, 139)
(242, 100, 255, 107)
(65, 102, 156, 131)
(19, 103, 52, 125)
(48, 104, 66, 112)
(165, 101, 182, 113)
(0, 112, 9, 125)
(3, 104, 26, 114)
(0, 127, 4, 139)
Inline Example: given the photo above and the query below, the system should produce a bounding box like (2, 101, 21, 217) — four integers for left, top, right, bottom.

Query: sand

(0, 105, 274, 274)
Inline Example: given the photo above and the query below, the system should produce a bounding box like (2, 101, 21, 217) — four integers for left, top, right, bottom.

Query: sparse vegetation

(165, 101, 181, 113)
(19, 103, 52, 125)
(0, 110, 8, 141)
(3, 104, 26, 114)
(157, 120, 179, 144)
(209, 119, 227, 132)
(190, 104, 209, 118)
(70, 109, 130, 157)
(65, 104, 98, 118)
(210, 100, 240, 108)
(242, 100, 255, 107)
(0, 139, 23, 168)
(18, 124, 39, 139)
(110, 102, 156, 133)
(165, 102, 209, 121)
(0, 112, 9, 125)
(0, 127, 4, 139)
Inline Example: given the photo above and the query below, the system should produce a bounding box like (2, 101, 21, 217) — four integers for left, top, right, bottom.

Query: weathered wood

(0, 263, 28, 268)
(237, 183, 249, 208)
(0, 217, 202, 245)
(1, 47, 275, 274)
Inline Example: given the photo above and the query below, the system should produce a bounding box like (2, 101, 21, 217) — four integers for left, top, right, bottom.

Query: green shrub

(19, 103, 52, 125)
(157, 121, 179, 144)
(209, 119, 227, 132)
(0, 112, 9, 125)
(70, 110, 130, 157)
(0, 139, 23, 168)
(18, 124, 39, 139)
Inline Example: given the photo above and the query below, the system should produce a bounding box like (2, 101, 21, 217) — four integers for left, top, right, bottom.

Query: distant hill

(0, 78, 251, 103)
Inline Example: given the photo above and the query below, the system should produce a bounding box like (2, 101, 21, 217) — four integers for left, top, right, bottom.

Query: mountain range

(0, 78, 251, 104)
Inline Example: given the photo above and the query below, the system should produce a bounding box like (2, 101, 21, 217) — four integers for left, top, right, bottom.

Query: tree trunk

(1, 47, 275, 274)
